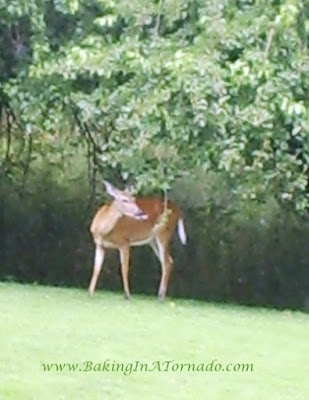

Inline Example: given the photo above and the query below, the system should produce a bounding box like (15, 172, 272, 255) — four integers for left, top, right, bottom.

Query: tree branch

(265, 28, 275, 58)
(154, 0, 163, 38)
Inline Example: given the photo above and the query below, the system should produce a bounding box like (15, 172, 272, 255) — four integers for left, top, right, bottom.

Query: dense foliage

(1, 0, 309, 207)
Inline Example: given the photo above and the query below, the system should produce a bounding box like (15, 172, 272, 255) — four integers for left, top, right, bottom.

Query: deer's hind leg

(155, 235, 174, 301)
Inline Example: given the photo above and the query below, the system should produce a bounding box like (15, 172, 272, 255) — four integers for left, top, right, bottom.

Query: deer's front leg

(119, 245, 131, 300)
(89, 245, 105, 296)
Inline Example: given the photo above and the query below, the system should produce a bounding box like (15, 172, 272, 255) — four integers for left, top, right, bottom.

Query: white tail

(177, 218, 187, 245)
(88, 181, 187, 300)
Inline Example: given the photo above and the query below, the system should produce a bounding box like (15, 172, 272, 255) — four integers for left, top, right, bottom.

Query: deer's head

(103, 180, 148, 220)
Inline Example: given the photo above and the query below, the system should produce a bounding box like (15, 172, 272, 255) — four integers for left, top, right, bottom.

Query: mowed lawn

(0, 283, 308, 400)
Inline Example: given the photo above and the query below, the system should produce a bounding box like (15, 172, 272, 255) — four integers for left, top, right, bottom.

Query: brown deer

(88, 180, 186, 300)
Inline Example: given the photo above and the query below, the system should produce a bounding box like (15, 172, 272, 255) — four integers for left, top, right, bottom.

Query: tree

(1, 0, 309, 210)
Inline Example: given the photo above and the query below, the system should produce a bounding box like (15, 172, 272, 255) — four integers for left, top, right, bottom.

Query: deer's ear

(124, 185, 134, 194)
(103, 180, 122, 198)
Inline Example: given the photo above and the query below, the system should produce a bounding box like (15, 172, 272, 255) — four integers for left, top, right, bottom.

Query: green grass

(0, 283, 308, 400)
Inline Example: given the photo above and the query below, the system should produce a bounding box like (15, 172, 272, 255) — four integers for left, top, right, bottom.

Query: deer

(88, 180, 187, 300)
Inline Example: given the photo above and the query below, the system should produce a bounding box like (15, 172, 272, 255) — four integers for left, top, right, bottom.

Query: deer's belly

(130, 236, 154, 246)
(97, 235, 154, 248)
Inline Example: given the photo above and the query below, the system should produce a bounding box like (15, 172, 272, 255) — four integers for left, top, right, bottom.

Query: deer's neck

(97, 202, 122, 236)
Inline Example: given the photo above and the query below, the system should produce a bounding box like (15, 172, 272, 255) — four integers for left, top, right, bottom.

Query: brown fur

(91, 198, 180, 247)
(88, 196, 186, 300)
